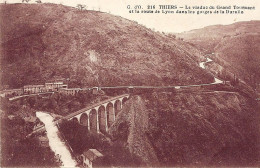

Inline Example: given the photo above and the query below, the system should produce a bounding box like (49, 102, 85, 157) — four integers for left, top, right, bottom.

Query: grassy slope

(214, 33, 260, 86)
(0, 3, 213, 89)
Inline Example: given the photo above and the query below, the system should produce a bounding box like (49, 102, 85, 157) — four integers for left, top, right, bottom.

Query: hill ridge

(0, 3, 213, 89)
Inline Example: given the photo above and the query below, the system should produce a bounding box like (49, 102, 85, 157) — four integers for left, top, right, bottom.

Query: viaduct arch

(89, 109, 97, 132)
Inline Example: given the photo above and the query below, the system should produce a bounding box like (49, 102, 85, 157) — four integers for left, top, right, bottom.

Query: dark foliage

(1, 117, 57, 167)
(144, 91, 260, 166)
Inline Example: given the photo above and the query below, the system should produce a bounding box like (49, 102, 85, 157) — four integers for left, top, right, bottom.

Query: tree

(22, 0, 30, 3)
(168, 34, 176, 39)
(76, 4, 86, 11)
(27, 97, 36, 108)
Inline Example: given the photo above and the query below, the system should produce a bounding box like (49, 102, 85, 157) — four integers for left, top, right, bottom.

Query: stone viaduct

(64, 94, 130, 133)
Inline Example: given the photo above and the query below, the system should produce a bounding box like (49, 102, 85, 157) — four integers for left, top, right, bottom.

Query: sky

(1, 0, 260, 33)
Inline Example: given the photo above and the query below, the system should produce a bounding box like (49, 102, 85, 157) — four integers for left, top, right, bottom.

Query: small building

(45, 81, 68, 92)
(38, 136, 49, 147)
(0, 90, 13, 97)
(58, 88, 81, 95)
(92, 87, 99, 94)
(80, 149, 103, 168)
(24, 116, 37, 123)
(92, 87, 104, 95)
(224, 80, 231, 86)
(1, 88, 23, 97)
(23, 85, 45, 94)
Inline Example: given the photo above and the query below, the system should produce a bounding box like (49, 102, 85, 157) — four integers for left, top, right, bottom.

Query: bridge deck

(64, 94, 129, 120)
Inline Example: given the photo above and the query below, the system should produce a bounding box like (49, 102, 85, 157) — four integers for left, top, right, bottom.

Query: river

(36, 112, 77, 167)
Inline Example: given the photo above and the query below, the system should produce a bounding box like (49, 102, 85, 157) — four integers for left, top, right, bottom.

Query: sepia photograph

(0, 0, 260, 167)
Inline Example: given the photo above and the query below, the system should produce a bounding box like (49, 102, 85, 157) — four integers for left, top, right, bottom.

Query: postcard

(0, 0, 260, 167)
